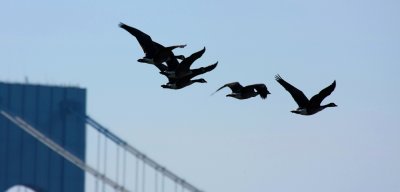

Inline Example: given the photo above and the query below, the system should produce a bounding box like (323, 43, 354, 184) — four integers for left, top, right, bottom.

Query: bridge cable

(67, 110, 203, 192)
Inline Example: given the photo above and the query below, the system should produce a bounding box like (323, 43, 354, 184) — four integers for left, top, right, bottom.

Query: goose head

(175, 55, 185, 60)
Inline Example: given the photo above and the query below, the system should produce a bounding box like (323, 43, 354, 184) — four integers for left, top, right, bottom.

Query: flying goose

(119, 22, 185, 71)
(275, 74, 337, 115)
(160, 47, 206, 78)
(161, 62, 218, 89)
(212, 82, 270, 100)
(161, 78, 207, 90)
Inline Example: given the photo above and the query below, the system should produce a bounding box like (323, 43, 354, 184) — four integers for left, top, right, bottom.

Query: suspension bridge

(0, 82, 203, 192)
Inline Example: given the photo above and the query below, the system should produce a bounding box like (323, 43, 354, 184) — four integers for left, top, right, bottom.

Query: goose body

(119, 22, 185, 71)
(161, 62, 218, 90)
(213, 82, 270, 100)
(275, 75, 337, 115)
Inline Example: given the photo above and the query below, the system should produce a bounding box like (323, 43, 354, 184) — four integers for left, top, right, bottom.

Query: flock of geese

(119, 22, 337, 116)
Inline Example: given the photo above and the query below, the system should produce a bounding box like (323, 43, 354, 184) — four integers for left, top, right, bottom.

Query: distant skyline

(1, 0, 400, 192)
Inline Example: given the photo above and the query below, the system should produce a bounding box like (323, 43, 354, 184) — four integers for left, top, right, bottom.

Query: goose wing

(176, 47, 206, 75)
(212, 81, 242, 95)
(246, 84, 269, 99)
(309, 80, 336, 108)
(275, 75, 309, 107)
(119, 23, 159, 57)
(188, 62, 218, 79)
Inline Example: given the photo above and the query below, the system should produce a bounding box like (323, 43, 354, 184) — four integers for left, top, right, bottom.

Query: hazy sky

(1, 0, 400, 192)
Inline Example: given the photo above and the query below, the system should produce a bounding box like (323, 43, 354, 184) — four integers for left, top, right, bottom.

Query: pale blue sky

(1, 0, 400, 192)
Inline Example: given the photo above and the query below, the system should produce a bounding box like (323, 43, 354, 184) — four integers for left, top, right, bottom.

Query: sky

(1, 0, 400, 192)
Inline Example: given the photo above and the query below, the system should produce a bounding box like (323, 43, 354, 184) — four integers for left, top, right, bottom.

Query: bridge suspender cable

(123, 149, 127, 188)
(103, 137, 108, 192)
(96, 130, 102, 192)
(135, 157, 140, 192)
(0, 110, 130, 192)
(155, 169, 158, 192)
(142, 160, 146, 192)
(116, 145, 120, 191)
(162, 174, 165, 192)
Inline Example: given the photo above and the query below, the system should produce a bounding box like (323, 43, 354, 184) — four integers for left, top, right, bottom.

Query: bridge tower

(0, 82, 86, 192)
